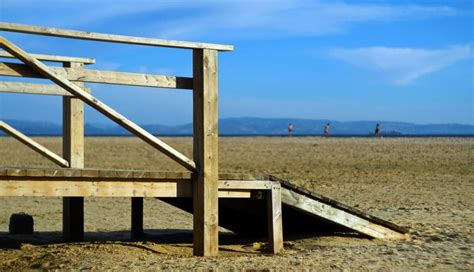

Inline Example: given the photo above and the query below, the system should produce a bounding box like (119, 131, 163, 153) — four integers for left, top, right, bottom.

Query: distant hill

(1, 118, 473, 136)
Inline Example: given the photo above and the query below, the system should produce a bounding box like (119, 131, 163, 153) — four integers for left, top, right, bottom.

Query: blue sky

(0, 0, 472, 125)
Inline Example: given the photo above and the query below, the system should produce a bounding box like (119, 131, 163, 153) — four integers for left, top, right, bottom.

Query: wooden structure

(0, 23, 407, 257)
(0, 22, 236, 256)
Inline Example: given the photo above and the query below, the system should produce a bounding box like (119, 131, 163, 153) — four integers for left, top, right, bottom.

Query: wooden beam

(0, 179, 253, 198)
(0, 50, 95, 64)
(0, 22, 233, 51)
(267, 182, 283, 254)
(0, 120, 69, 167)
(0, 36, 196, 172)
(193, 49, 219, 256)
(219, 180, 273, 190)
(281, 187, 407, 240)
(0, 62, 193, 89)
(62, 61, 85, 242)
(0, 180, 192, 197)
(0, 81, 90, 96)
(131, 197, 144, 239)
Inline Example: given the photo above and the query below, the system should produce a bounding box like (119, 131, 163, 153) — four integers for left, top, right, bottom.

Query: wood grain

(0, 36, 196, 172)
(0, 22, 233, 51)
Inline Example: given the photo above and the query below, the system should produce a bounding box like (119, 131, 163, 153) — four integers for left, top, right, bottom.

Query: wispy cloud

(1, 1, 460, 39)
(150, 1, 459, 39)
(329, 45, 472, 85)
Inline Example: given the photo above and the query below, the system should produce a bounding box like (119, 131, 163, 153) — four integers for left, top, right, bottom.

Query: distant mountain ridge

(1, 117, 473, 136)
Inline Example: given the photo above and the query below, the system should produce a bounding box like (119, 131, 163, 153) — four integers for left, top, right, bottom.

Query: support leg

(267, 182, 283, 254)
(131, 197, 144, 239)
(62, 61, 85, 242)
(63, 197, 84, 241)
(192, 49, 219, 256)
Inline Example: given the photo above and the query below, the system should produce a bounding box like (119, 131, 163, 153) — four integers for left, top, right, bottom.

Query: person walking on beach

(375, 123, 381, 137)
(288, 123, 294, 137)
(323, 123, 330, 137)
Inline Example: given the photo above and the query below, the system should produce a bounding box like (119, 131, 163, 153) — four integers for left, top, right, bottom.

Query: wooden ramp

(161, 176, 408, 240)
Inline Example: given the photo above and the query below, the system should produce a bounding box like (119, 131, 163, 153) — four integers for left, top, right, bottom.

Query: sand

(0, 137, 472, 270)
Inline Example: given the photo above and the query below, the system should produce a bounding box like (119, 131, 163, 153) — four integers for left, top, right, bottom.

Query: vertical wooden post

(267, 182, 283, 254)
(192, 49, 219, 256)
(62, 62, 85, 242)
(131, 197, 144, 239)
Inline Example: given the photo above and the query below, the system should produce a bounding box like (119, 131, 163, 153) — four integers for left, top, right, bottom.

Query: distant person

(288, 123, 294, 137)
(323, 123, 331, 137)
(375, 123, 381, 137)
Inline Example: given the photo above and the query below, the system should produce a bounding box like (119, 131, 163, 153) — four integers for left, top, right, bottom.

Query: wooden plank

(0, 81, 91, 96)
(0, 180, 252, 198)
(0, 62, 193, 89)
(131, 197, 144, 239)
(219, 180, 272, 190)
(193, 49, 219, 256)
(0, 50, 95, 64)
(274, 176, 409, 234)
(267, 182, 283, 254)
(62, 61, 85, 242)
(0, 180, 191, 197)
(0, 22, 233, 51)
(0, 37, 196, 172)
(281, 187, 407, 240)
(0, 120, 69, 167)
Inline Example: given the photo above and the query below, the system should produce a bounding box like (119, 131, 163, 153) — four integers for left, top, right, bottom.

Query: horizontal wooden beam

(0, 179, 253, 198)
(219, 180, 273, 190)
(0, 62, 193, 89)
(0, 121, 69, 167)
(0, 36, 197, 171)
(0, 22, 233, 51)
(0, 50, 95, 64)
(0, 81, 92, 96)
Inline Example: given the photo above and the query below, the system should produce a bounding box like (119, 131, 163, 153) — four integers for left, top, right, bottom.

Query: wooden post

(131, 197, 144, 239)
(267, 182, 283, 254)
(62, 61, 85, 242)
(192, 49, 219, 256)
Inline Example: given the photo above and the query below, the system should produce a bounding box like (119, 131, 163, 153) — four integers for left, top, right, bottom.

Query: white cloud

(149, 1, 459, 39)
(0, 0, 460, 39)
(329, 45, 472, 85)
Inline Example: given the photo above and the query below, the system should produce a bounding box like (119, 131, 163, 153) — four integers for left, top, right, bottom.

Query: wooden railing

(0, 22, 233, 256)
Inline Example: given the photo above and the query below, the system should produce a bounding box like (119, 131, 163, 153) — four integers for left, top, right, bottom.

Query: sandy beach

(0, 137, 472, 270)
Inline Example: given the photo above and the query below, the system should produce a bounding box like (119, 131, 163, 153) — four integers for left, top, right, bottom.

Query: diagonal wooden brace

(0, 120, 69, 167)
(0, 36, 196, 172)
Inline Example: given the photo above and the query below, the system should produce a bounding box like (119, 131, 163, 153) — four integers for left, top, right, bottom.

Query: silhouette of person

(375, 123, 381, 137)
(288, 123, 294, 137)
(323, 123, 330, 137)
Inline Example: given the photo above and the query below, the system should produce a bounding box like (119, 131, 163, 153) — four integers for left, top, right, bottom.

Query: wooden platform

(0, 167, 273, 198)
(0, 167, 408, 240)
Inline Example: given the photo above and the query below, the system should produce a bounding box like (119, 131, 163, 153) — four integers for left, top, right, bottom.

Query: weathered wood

(0, 22, 233, 51)
(193, 49, 219, 256)
(131, 197, 144, 239)
(0, 179, 254, 198)
(281, 187, 407, 240)
(0, 81, 91, 96)
(0, 36, 196, 172)
(0, 180, 192, 197)
(219, 180, 272, 190)
(0, 62, 193, 89)
(273, 176, 409, 234)
(62, 61, 85, 242)
(0, 121, 69, 167)
(63, 62, 85, 169)
(267, 182, 283, 254)
(0, 50, 95, 64)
